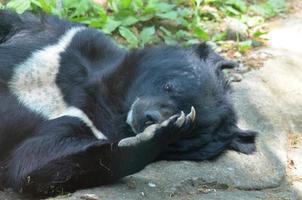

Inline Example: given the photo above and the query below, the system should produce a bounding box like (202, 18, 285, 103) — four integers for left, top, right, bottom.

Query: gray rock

(293, 182, 302, 200)
(0, 189, 23, 200)
(266, 11, 302, 200)
(225, 18, 248, 41)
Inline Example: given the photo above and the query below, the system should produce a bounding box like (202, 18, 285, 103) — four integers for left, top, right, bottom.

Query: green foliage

(118, 26, 138, 47)
(250, 0, 286, 18)
(6, 0, 31, 13)
(140, 26, 155, 46)
(4, 0, 286, 51)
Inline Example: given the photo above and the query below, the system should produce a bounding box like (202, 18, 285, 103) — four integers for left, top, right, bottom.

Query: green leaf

(121, 16, 139, 26)
(102, 17, 121, 34)
(63, 0, 79, 9)
(137, 14, 154, 22)
(140, 26, 155, 45)
(119, 26, 138, 47)
(253, 30, 268, 38)
(186, 39, 200, 45)
(175, 30, 191, 40)
(225, 6, 240, 15)
(36, 0, 54, 13)
(98, 7, 108, 23)
(179, 18, 189, 27)
(109, 0, 132, 11)
(114, 9, 136, 20)
(133, 0, 143, 8)
(6, 0, 31, 13)
(238, 40, 252, 53)
(193, 27, 209, 41)
(177, 7, 192, 18)
(74, 0, 91, 17)
(226, 0, 247, 13)
(249, 1, 285, 18)
(164, 37, 178, 45)
(147, 2, 175, 13)
(156, 11, 178, 21)
(212, 32, 227, 41)
(159, 26, 172, 37)
(120, 0, 132, 9)
(88, 18, 106, 28)
(159, 26, 177, 45)
(108, 0, 119, 12)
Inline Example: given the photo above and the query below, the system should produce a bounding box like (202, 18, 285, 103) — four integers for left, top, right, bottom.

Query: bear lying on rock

(0, 10, 257, 196)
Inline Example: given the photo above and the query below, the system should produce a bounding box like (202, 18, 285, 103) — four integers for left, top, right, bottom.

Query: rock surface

(1, 8, 302, 200)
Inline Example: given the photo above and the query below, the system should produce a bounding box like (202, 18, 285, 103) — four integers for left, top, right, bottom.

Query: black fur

(0, 10, 257, 196)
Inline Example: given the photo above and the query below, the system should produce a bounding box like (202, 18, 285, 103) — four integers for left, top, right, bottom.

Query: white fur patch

(9, 27, 107, 140)
(126, 109, 133, 127)
(59, 107, 106, 139)
(126, 98, 140, 134)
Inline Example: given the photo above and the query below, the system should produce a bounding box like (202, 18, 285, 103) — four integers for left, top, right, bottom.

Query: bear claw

(175, 111, 186, 127)
(187, 106, 196, 121)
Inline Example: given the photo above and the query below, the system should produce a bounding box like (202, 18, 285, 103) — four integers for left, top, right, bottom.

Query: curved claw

(175, 111, 185, 127)
(187, 106, 196, 121)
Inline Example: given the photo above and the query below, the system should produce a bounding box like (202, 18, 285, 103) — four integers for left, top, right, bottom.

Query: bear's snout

(126, 97, 176, 134)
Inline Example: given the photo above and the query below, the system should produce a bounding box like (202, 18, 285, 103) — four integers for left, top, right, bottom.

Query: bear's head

(124, 43, 257, 159)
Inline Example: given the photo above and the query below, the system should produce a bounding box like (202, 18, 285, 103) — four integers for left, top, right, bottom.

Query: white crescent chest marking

(59, 106, 105, 140)
(8, 27, 107, 140)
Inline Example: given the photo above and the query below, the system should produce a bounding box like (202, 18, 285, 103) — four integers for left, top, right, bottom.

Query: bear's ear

(229, 127, 258, 154)
(214, 60, 238, 71)
(0, 10, 22, 43)
(195, 42, 211, 60)
(194, 43, 238, 71)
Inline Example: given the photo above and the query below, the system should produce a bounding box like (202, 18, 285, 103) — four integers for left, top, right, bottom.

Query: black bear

(0, 10, 257, 196)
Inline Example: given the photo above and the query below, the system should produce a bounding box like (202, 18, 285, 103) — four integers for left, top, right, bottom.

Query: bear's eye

(163, 83, 173, 92)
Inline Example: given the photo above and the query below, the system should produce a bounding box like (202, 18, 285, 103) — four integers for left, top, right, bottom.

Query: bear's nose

(144, 110, 162, 125)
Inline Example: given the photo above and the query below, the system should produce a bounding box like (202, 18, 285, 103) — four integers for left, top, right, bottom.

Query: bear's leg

(1, 117, 104, 195)
(2, 111, 194, 196)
